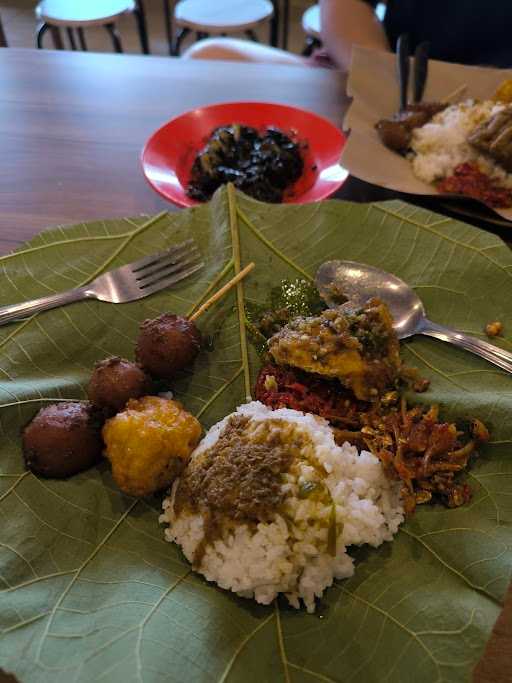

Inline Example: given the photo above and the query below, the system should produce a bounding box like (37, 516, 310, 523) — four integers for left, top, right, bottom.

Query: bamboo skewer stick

(189, 262, 255, 321)
(442, 84, 468, 103)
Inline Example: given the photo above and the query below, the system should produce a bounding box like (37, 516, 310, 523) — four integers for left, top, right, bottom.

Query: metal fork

(0, 239, 204, 326)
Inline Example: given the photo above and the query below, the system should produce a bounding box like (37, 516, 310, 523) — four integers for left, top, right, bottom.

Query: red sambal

(437, 162, 512, 208)
(255, 364, 366, 428)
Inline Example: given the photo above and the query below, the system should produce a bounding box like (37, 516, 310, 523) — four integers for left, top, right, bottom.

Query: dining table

(0, 46, 509, 683)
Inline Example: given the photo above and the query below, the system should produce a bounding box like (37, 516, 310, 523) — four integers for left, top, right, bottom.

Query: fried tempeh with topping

(267, 298, 401, 401)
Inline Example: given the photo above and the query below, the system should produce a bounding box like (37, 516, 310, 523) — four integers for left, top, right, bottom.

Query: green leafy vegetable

(245, 277, 325, 351)
(298, 480, 320, 499)
(0, 187, 511, 682)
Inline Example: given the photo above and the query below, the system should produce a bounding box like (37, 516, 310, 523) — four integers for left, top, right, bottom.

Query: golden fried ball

(135, 314, 202, 379)
(102, 396, 202, 497)
(88, 357, 151, 415)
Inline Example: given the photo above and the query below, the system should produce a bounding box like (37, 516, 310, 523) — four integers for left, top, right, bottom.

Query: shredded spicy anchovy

(255, 364, 489, 514)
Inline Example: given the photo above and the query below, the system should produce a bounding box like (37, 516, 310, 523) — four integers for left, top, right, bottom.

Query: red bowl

(141, 101, 347, 207)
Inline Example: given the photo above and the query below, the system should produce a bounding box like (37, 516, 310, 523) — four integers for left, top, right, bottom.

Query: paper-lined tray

(341, 46, 512, 221)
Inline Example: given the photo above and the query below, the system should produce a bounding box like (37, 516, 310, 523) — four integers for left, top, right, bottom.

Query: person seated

(321, 0, 512, 71)
(183, 0, 512, 70)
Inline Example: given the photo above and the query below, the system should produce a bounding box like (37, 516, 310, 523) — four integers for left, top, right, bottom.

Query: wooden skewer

(190, 262, 255, 321)
(442, 84, 468, 103)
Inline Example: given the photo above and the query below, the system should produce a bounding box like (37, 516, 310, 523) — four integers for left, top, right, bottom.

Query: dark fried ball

(88, 357, 151, 415)
(135, 313, 202, 379)
(375, 119, 411, 153)
(22, 402, 103, 478)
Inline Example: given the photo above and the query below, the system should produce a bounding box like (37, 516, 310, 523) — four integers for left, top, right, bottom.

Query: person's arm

(319, 0, 389, 72)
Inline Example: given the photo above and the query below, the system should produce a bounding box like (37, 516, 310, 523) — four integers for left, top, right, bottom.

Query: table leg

(134, 0, 150, 54)
(105, 23, 123, 53)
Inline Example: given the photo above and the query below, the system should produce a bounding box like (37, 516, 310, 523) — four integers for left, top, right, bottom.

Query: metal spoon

(315, 260, 512, 375)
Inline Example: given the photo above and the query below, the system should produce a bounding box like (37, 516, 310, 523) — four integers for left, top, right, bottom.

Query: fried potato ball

(135, 314, 202, 379)
(102, 396, 202, 497)
(22, 402, 103, 478)
(88, 357, 151, 415)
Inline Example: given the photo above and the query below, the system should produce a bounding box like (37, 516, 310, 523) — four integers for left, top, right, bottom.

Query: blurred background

(0, 0, 314, 54)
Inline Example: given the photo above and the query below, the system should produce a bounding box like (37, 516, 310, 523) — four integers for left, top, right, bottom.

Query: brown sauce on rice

(175, 415, 309, 566)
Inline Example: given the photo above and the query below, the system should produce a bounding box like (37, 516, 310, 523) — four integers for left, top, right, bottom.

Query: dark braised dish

(186, 124, 304, 203)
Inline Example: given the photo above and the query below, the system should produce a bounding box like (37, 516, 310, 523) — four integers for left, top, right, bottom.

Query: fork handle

(0, 286, 93, 326)
(420, 319, 512, 375)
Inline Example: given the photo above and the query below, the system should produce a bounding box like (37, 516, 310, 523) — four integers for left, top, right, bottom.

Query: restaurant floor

(0, 0, 312, 55)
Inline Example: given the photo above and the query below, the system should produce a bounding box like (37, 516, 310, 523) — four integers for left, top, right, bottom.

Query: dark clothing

(382, 0, 512, 67)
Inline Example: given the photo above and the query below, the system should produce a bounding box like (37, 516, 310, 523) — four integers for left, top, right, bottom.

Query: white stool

(35, 0, 149, 54)
(301, 4, 321, 56)
(301, 2, 386, 56)
(172, 0, 274, 55)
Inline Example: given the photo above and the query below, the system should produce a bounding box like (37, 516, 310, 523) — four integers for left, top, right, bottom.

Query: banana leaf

(0, 187, 510, 683)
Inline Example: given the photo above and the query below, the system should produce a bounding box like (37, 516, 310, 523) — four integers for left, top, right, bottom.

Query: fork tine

(136, 245, 201, 280)
(139, 261, 205, 297)
(138, 252, 203, 288)
(129, 239, 196, 273)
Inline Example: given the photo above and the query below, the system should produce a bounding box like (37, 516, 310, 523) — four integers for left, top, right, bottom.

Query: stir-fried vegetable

(187, 125, 304, 203)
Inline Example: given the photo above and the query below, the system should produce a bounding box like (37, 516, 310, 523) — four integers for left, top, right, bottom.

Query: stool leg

(302, 36, 313, 57)
(134, 0, 150, 54)
(36, 22, 48, 49)
(269, 0, 279, 47)
(50, 26, 64, 49)
(38, 23, 64, 50)
(0, 13, 7, 48)
(105, 23, 123, 53)
(245, 29, 259, 42)
(77, 27, 87, 51)
(281, 0, 289, 50)
(172, 26, 189, 56)
(163, 0, 173, 55)
(302, 36, 321, 57)
(66, 27, 77, 50)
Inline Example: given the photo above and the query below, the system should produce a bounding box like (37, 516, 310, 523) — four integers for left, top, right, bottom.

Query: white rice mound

(160, 401, 404, 612)
(410, 99, 512, 187)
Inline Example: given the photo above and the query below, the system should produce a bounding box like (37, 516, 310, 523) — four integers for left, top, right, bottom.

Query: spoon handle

(420, 320, 512, 374)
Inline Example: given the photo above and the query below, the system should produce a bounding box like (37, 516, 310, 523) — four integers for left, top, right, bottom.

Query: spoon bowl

(315, 260, 426, 339)
(315, 260, 512, 375)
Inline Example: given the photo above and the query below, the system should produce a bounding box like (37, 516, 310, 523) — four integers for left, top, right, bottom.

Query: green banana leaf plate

(1, 187, 511, 683)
